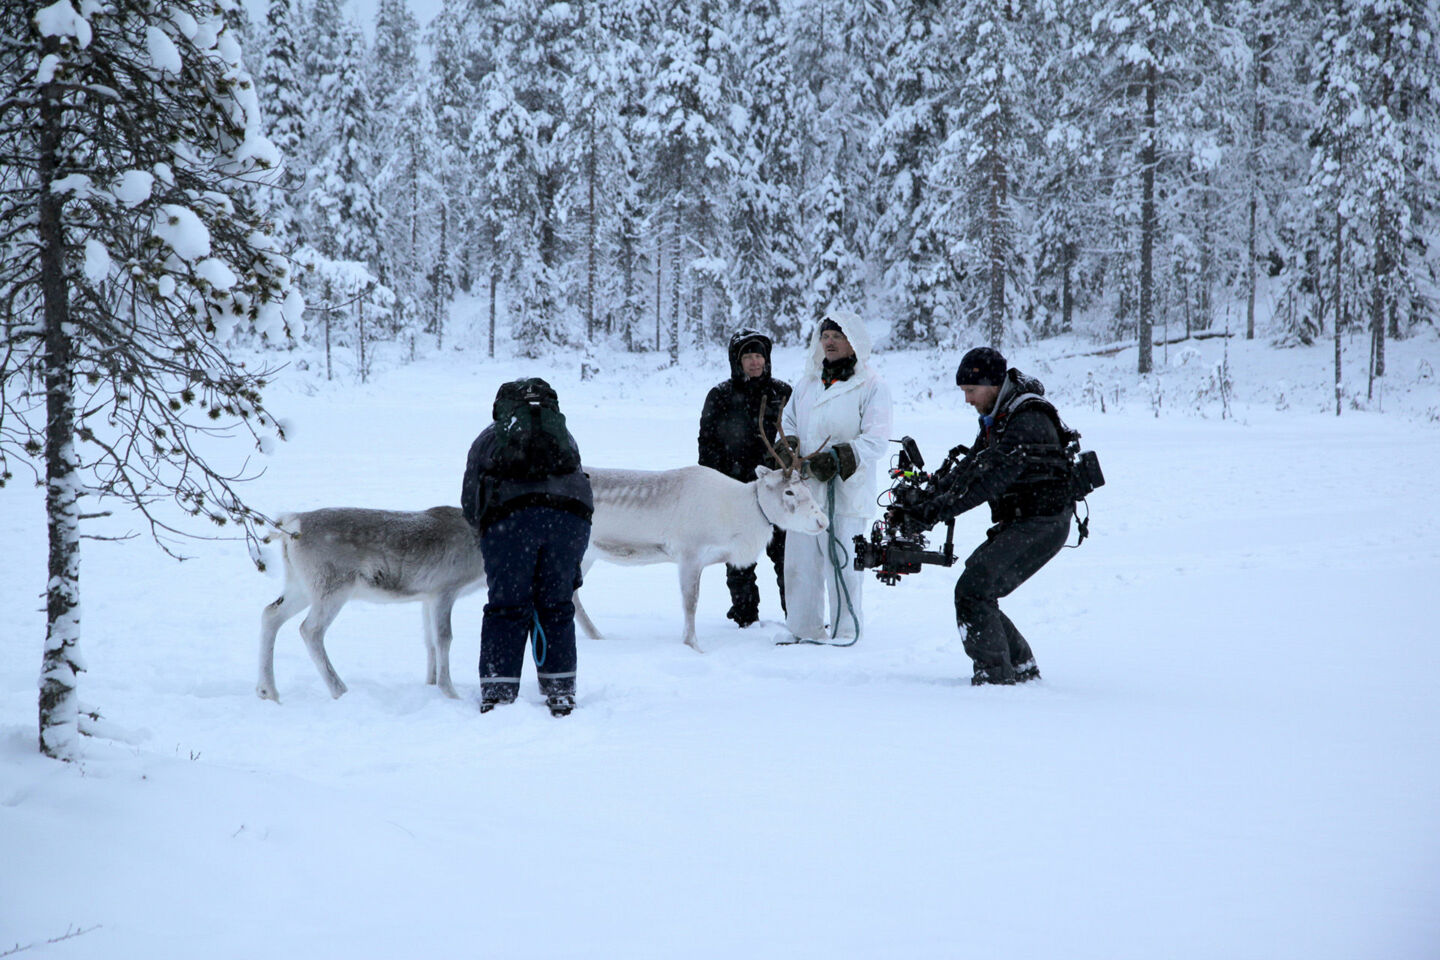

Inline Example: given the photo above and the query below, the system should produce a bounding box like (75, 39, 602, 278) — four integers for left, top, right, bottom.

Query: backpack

(490, 378, 580, 481)
(999, 393, 1105, 543)
(1001, 393, 1104, 500)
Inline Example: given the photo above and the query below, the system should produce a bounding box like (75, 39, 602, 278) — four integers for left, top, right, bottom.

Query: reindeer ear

(754, 465, 773, 479)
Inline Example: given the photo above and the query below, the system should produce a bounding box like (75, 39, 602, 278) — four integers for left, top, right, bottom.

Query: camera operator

(891, 347, 1073, 686)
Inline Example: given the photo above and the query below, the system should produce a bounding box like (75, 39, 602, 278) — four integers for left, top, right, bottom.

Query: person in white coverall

(780, 310, 893, 644)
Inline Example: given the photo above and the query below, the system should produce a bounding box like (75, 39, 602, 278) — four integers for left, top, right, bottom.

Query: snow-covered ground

(3, 321, 1439, 959)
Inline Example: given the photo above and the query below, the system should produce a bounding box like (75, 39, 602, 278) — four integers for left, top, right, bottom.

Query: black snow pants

(479, 507, 590, 704)
(953, 513, 1070, 681)
(725, 527, 787, 625)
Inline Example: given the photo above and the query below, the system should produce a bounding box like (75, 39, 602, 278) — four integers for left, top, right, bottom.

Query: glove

(805, 449, 840, 482)
(769, 435, 801, 470)
(803, 443, 856, 483)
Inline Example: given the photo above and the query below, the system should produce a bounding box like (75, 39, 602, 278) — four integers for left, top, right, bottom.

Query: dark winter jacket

(916, 369, 1073, 526)
(698, 330, 793, 483)
(461, 424, 594, 534)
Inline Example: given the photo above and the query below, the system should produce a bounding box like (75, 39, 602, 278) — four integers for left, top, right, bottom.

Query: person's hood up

(727, 328, 774, 381)
(803, 309, 874, 379)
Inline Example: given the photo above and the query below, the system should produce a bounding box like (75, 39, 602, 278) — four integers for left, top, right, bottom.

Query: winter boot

(546, 694, 575, 717)
(480, 692, 517, 713)
(1013, 659, 1041, 684)
(725, 604, 758, 629)
(970, 664, 1016, 687)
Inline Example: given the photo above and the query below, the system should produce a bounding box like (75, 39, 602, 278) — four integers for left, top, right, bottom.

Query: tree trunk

(1334, 211, 1343, 417)
(1198, 171, 1213, 329)
(357, 299, 366, 384)
(1245, 192, 1258, 342)
(323, 278, 333, 381)
(488, 260, 497, 360)
(1138, 57, 1156, 375)
(586, 118, 597, 342)
(986, 135, 1007, 349)
(1061, 240, 1074, 332)
(37, 63, 83, 761)
(436, 204, 448, 351)
(1245, 34, 1269, 341)
(669, 184, 684, 365)
(487, 217, 497, 359)
(1371, 222, 1388, 392)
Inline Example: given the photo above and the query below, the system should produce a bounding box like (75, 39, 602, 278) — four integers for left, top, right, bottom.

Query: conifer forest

(7, 0, 1440, 377)
(236, 0, 1440, 374)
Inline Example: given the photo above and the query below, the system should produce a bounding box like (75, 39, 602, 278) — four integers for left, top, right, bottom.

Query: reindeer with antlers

(578, 399, 830, 650)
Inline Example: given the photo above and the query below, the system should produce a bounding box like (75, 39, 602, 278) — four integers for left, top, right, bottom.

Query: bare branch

(1, 924, 103, 957)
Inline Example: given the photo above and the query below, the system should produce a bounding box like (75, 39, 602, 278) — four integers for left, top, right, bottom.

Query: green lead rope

(794, 477, 862, 646)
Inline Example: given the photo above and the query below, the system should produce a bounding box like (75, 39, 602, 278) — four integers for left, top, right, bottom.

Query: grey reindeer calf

(256, 506, 489, 702)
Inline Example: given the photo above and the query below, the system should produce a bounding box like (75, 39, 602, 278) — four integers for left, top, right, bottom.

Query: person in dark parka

(895, 347, 1074, 685)
(461, 378, 593, 716)
(698, 328, 792, 627)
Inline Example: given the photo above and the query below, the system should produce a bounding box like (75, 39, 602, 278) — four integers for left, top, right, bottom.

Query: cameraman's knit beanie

(956, 347, 1007, 387)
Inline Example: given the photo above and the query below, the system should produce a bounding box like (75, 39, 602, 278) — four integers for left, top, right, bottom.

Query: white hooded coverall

(781, 310, 893, 642)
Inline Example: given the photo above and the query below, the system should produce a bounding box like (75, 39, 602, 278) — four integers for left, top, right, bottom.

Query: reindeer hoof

(256, 684, 279, 702)
(684, 638, 704, 653)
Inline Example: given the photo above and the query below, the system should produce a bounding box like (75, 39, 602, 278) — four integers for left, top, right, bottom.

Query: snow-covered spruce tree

(382, 82, 439, 351)
(300, 5, 386, 377)
(472, 55, 530, 353)
(1349, 0, 1440, 382)
(1390, 0, 1440, 343)
(1029, 0, 1104, 337)
(1212, 0, 1314, 345)
(796, 0, 887, 330)
(730, 0, 805, 344)
(646, 2, 737, 362)
(1084, 0, 1216, 373)
(599, 0, 658, 352)
(255, 0, 306, 245)
(934, 0, 1041, 348)
(0, 0, 295, 759)
(567, 0, 620, 344)
(367, 0, 420, 333)
(1308, 0, 1370, 411)
(368, 0, 416, 128)
(426, 0, 477, 349)
(807, 171, 862, 333)
(501, 0, 582, 356)
(870, 0, 955, 345)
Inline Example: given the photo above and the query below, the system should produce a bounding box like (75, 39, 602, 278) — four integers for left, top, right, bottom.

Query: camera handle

(941, 517, 957, 565)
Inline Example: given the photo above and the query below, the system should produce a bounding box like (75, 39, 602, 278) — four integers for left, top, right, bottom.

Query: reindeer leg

(679, 558, 704, 652)
(431, 590, 460, 699)
(297, 591, 350, 699)
(257, 588, 308, 702)
(573, 556, 603, 640)
(421, 598, 438, 685)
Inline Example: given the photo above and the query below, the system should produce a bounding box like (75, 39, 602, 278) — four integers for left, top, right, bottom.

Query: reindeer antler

(758, 395, 830, 479)
(758, 395, 795, 478)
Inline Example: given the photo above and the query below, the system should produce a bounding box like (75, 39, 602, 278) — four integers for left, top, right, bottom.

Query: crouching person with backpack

(461, 378, 593, 717)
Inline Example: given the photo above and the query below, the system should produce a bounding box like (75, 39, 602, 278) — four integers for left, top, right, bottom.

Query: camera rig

(852, 437, 960, 585)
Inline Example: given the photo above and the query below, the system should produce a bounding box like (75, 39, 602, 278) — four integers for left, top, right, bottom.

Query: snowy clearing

(3, 329, 1439, 959)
